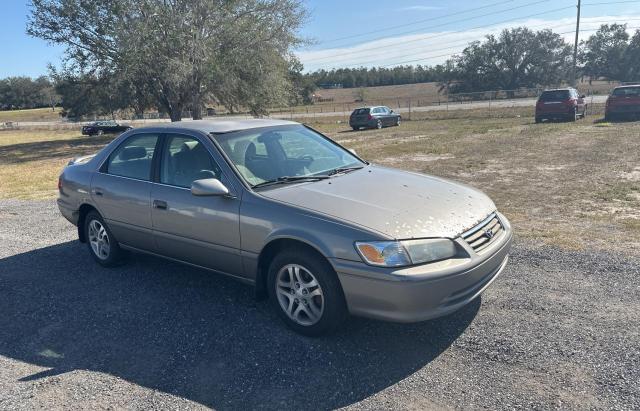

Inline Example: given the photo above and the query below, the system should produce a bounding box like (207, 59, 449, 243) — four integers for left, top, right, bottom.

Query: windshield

(539, 90, 570, 101)
(213, 125, 364, 187)
(612, 87, 640, 96)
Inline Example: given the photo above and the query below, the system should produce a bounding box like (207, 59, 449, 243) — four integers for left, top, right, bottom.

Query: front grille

(461, 213, 504, 254)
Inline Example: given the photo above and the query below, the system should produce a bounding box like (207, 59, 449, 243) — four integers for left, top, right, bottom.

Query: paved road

(6, 96, 609, 128)
(0, 200, 638, 410)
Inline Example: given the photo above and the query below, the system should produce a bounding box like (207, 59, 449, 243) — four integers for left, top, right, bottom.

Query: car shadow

(0, 241, 479, 410)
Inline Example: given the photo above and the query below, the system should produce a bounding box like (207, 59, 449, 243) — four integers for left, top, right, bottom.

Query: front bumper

(331, 214, 513, 323)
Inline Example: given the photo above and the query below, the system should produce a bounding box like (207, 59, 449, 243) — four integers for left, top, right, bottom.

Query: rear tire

(535, 116, 542, 124)
(97, 129, 104, 136)
(352, 126, 359, 131)
(84, 210, 125, 267)
(569, 108, 577, 122)
(376, 119, 383, 129)
(267, 247, 348, 337)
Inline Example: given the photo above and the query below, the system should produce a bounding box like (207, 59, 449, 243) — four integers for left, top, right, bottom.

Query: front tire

(267, 248, 347, 336)
(396, 116, 401, 126)
(84, 210, 124, 267)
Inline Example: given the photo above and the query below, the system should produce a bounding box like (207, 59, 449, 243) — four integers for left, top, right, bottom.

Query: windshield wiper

(327, 166, 365, 176)
(253, 175, 330, 189)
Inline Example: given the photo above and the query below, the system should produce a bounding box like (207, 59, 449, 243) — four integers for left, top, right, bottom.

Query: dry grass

(311, 115, 640, 254)
(0, 129, 114, 199)
(0, 108, 62, 123)
(1, 113, 639, 254)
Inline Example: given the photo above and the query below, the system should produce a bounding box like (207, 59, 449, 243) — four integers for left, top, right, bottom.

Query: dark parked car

(82, 120, 132, 136)
(349, 106, 401, 130)
(605, 85, 640, 121)
(535, 88, 587, 123)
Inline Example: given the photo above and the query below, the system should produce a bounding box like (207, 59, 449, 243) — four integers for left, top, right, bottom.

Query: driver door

(151, 133, 243, 276)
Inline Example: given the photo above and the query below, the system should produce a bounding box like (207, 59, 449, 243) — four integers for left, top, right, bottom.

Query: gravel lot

(0, 199, 638, 410)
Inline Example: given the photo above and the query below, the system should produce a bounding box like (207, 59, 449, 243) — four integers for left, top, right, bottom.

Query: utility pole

(572, 0, 582, 86)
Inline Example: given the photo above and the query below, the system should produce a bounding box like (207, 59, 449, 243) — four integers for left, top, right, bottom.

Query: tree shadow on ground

(0, 241, 479, 410)
(0, 135, 114, 164)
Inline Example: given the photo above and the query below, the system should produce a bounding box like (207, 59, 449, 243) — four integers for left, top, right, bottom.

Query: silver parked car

(57, 119, 512, 336)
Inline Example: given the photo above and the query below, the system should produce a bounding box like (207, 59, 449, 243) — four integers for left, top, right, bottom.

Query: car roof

(542, 88, 573, 92)
(613, 84, 640, 89)
(137, 119, 300, 134)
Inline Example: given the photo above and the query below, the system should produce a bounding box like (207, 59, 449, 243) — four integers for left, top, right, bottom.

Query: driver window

(160, 134, 221, 188)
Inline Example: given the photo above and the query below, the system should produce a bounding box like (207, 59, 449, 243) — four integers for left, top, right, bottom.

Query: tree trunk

(191, 94, 203, 120)
(169, 107, 183, 122)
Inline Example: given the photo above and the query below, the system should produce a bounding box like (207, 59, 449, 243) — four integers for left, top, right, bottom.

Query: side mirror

(389, 110, 394, 113)
(191, 178, 230, 197)
(580, 95, 586, 99)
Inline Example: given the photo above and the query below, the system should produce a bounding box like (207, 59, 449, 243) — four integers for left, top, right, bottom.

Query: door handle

(153, 200, 168, 210)
(92, 188, 103, 196)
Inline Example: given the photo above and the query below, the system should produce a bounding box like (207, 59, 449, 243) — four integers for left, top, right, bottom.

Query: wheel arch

(254, 237, 337, 301)
(77, 203, 99, 242)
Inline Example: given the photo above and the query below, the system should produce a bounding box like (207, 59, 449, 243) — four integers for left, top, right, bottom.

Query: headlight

(355, 239, 457, 267)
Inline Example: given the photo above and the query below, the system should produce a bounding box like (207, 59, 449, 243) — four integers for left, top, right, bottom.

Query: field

(1, 111, 638, 254)
(0, 107, 61, 123)
(1, 113, 639, 409)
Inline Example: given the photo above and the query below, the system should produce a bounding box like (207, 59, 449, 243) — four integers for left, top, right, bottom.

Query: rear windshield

(539, 90, 570, 101)
(352, 108, 370, 115)
(612, 87, 640, 96)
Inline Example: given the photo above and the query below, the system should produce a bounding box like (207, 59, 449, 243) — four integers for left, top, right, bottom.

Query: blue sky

(1, 0, 640, 77)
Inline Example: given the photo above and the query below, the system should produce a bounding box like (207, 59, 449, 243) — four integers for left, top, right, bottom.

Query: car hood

(259, 165, 496, 239)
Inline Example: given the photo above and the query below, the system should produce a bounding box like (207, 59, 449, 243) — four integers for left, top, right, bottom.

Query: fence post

(488, 92, 492, 118)
(408, 99, 411, 121)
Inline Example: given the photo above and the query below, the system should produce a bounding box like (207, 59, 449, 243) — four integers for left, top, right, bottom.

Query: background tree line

(0, 76, 59, 110)
(305, 24, 640, 93)
(3, 19, 640, 118)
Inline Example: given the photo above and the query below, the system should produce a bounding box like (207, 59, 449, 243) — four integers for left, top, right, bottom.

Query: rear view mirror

(191, 178, 229, 196)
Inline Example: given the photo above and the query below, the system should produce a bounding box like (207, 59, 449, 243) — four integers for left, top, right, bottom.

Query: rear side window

(160, 134, 221, 188)
(352, 108, 369, 115)
(539, 90, 570, 101)
(613, 87, 640, 96)
(106, 134, 159, 181)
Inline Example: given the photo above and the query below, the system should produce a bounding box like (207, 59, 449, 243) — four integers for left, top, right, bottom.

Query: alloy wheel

(88, 219, 110, 260)
(275, 264, 324, 326)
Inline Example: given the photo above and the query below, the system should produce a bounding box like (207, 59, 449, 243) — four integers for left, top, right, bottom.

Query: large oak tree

(28, 0, 307, 121)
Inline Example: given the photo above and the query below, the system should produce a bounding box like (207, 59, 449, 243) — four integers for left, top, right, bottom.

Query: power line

(312, 19, 593, 68)
(374, 26, 639, 68)
(317, 0, 516, 45)
(305, 0, 559, 61)
(304, 5, 575, 64)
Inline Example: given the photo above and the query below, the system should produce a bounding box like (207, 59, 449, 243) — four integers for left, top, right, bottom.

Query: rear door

(150, 132, 243, 276)
(91, 133, 160, 251)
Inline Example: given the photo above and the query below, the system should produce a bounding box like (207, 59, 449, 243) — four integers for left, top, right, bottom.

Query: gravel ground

(0, 199, 638, 410)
